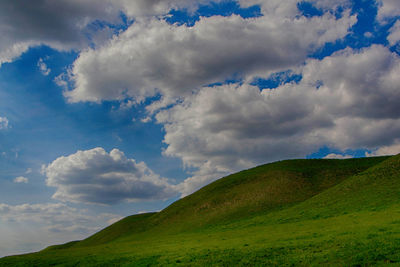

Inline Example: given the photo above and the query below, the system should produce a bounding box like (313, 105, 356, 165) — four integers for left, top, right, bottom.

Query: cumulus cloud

(0, 42, 32, 67)
(388, 20, 400, 46)
(157, 45, 400, 195)
(43, 147, 177, 204)
(377, 0, 400, 21)
(366, 142, 400, 157)
(64, 4, 355, 105)
(0, 0, 247, 67)
(324, 154, 353, 159)
(141, 116, 152, 123)
(0, 116, 9, 129)
(37, 58, 51, 76)
(13, 176, 29, 184)
(0, 0, 125, 66)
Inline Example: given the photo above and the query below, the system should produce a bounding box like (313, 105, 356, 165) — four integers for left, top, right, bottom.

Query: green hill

(73, 156, 388, 247)
(2, 155, 400, 266)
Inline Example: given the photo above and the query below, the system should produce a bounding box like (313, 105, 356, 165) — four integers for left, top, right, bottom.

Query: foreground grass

(1, 155, 399, 266)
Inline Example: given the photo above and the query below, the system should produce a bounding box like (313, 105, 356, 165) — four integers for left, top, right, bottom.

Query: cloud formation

(157, 45, 400, 195)
(324, 154, 353, 159)
(0, 116, 9, 129)
(0, 0, 125, 66)
(0, 0, 230, 67)
(388, 20, 400, 46)
(37, 58, 51, 76)
(13, 176, 29, 183)
(366, 142, 400, 157)
(0, 202, 120, 257)
(64, 3, 355, 105)
(0, 203, 91, 227)
(377, 0, 400, 21)
(43, 147, 177, 204)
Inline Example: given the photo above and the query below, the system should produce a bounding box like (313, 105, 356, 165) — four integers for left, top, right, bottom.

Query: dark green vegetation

(2, 155, 400, 266)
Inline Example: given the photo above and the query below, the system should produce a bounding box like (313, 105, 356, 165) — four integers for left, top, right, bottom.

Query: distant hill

(2, 155, 400, 266)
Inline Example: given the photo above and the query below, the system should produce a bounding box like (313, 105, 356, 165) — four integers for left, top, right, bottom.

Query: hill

(2, 155, 400, 266)
(72, 156, 388, 247)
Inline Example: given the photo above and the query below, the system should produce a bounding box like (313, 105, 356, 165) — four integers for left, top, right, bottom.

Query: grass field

(1, 155, 400, 266)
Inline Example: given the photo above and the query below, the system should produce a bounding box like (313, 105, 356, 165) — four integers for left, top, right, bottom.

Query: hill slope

(2, 155, 400, 266)
(76, 156, 388, 247)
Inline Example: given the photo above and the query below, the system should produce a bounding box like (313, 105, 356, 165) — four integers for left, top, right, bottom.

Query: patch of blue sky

(298, 0, 350, 19)
(166, 1, 261, 26)
(311, 0, 397, 59)
(205, 76, 244, 88)
(307, 146, 370, 159)
(297, 1, 324, 18)
(251, 71, 302, 90)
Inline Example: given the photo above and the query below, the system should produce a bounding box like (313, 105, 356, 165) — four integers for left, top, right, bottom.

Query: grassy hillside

(153, 157, 390, 228)
(76, 156, 389, 247)
(2, 155, 400, 266)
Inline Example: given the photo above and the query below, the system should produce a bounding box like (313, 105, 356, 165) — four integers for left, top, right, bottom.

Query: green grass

(2, 155, 400, 266)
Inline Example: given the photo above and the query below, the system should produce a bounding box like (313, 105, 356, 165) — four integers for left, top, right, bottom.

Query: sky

(1, 0, 400, 257)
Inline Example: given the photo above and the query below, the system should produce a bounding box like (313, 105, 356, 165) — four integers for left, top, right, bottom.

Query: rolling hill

(2, 155, 400, 266)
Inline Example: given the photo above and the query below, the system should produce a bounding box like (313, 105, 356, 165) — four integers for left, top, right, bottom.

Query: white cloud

(157, 45, 400, 195)
(25, 168, 32, 174)
(0, 0, 124, 67)
(54, 72, 70, 88)
(366, 142, 400, 157)
(43, 147, 177, 205)
(0, 42, 32, 67)
(0, 203, 88, 225)
(377, 0, 400, 21)
(0, 0, 248, 68)
(323, 154, 353, 159)
(0, 0, 358, 70)
(364, 32, 373, 38)
(0, 202, 120, 257)
(141, 116, 152, 123)
(13, 176, 29, 184)
(37, 58, 51, 76)
(0, 116, 9, 129)
(388, 20, 400, 46)
(64, 5, 355, 105)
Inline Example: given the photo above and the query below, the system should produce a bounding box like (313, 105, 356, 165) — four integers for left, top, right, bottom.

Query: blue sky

(1, 0, 400, 257)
